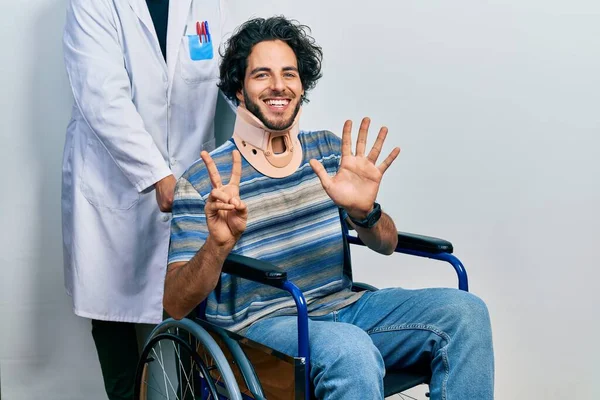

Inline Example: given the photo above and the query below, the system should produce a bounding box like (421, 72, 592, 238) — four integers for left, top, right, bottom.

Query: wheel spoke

(153, 344, 180, 399)
(171, 332, 195, 399)
(148, 365, 167, 396)
(176, 328, 183, 400)
(396, 392, 418, 400)
(142, 377, 170, 399)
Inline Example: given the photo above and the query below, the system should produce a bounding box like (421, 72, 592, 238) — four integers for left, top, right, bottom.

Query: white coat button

(162, 215, 170, 222)
(169, 158, 177, 167)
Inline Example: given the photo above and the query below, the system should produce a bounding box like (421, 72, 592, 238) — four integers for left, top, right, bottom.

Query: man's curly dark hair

(218, 16, 323, 105)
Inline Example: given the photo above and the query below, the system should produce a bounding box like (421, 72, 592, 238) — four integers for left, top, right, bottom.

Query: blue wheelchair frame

(212, 225, 469, 399)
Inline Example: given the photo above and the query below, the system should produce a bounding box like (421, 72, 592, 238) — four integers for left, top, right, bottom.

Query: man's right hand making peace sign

(201, 149, 248, 247)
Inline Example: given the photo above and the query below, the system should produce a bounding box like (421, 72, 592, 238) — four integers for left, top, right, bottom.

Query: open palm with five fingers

(309, 117, 401, 220)
(201, 150, 248, 247)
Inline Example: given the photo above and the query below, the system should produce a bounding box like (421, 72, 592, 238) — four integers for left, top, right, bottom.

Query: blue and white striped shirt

(168, 130, 363, 332)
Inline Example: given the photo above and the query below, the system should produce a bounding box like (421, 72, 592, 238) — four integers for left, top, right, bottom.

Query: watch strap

(349, 202, 382, 229)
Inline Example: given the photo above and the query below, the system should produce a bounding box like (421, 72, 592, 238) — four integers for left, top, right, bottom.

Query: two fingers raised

(202, 150, 245, 210)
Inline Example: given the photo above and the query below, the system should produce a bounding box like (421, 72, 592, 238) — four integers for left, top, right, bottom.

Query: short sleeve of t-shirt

(168, 177, 208, 264)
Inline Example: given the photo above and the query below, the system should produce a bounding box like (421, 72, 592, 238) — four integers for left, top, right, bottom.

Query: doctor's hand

(309, 117, 400, 221)
(202, 150, 248, 248)
(155, 174, 177, 212)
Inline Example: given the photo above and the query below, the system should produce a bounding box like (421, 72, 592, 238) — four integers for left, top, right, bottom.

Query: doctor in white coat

(61, 0, 229, 398)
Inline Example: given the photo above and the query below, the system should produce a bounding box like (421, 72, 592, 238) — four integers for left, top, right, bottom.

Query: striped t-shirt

(168, 130, 364, 332)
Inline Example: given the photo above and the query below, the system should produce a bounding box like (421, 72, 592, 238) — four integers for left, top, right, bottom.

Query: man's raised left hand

(309, 117, 400, 220)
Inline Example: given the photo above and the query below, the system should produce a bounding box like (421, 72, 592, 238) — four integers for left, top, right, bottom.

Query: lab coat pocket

(179, 35, 218, 84)
(188, 35, 213, 60)
(80, 140, 140, 210)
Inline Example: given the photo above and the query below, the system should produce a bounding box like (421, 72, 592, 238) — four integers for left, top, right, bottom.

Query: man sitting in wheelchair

(162, 16, 494, 400)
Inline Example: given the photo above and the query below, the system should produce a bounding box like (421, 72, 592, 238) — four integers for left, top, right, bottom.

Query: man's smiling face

(237, 40, 304, 131)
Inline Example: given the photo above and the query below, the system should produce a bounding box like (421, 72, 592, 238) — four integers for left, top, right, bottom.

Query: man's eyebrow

(249, 67, 271, 75)
(249, 66, 299, 75)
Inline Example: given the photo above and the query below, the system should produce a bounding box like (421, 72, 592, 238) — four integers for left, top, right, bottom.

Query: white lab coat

(62, 0, 228, 323)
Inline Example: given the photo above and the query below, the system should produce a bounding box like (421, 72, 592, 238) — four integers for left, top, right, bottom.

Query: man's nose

(270, 75, 286, 92)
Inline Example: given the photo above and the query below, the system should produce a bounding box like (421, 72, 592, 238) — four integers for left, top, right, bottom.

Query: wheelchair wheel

(135, 318, 242, 400)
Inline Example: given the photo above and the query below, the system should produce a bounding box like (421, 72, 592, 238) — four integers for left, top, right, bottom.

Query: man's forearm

(163, 237, 234, 319)
(350, 212, 398, 255)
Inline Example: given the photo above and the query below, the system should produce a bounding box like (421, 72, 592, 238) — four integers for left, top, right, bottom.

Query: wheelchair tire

(135, 318, 243, 400)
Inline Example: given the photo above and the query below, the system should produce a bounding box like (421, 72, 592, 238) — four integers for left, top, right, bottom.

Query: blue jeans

(244, 287, 494, 400)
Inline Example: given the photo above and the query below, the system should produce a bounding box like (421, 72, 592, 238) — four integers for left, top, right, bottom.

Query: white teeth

(266, 99, 289, 107)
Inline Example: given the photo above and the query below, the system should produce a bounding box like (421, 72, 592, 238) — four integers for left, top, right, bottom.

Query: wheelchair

(134, 218, 469, 400)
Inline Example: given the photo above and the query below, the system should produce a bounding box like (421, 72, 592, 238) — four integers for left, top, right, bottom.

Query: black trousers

(91, 320, 140, 400)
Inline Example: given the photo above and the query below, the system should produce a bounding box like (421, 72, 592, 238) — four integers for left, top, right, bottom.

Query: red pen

(196, 21, 203, 43)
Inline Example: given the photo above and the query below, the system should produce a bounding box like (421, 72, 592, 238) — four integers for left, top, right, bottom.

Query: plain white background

(1, 0, 598, 398)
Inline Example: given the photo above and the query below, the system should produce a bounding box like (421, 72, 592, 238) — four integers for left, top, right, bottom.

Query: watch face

(352, 202, 381, 228)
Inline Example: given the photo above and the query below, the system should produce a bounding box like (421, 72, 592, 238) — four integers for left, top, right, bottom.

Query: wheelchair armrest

(222, 253, 311, 377)
(347, 231, 453, 254)
(346, 231, 468, 291)
(222, 253, 288, 287)
(396, 232, 453, 254)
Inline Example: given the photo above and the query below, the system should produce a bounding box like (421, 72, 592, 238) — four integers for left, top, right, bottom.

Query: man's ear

(236, 89, 244, 105)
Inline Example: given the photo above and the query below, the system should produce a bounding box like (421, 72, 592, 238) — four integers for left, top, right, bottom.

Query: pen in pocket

(204, 21, 212, 42)
(196, 21, 203, 43)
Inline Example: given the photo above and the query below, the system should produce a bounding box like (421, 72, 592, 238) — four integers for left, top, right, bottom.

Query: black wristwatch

(349, 202, 382, 229)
